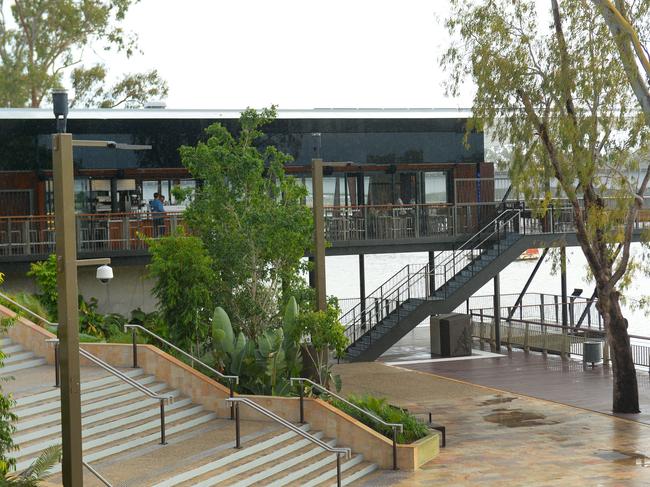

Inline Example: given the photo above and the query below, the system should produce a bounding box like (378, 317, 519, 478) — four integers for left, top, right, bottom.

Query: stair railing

(290, 377, 403, 470)
(46, 338, 173, 445)
(83, 460, 114, 487)
(0, 290, 58, 328)
(434, 210, 521, 299)
(124, 324, 239, 419)
(344, 210, 521, 351)
(226, 396, 351, 487)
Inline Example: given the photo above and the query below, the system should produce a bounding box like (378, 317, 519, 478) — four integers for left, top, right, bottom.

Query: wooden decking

(379, 327, 650, 425)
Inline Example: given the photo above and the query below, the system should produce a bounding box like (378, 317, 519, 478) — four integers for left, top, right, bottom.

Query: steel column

(359, 254, 366, 328)
(560, 247, 568, 330)
(53, 132, 83, 486)
(493, 273, 501, 352)
(507, 248, 549, 320)
(428, 251, 435, 296)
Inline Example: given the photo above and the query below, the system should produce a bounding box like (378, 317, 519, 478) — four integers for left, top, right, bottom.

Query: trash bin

(583, 341, 602, 367)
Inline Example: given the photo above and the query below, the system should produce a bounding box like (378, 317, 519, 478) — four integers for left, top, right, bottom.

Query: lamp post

(52, 89, 84, 486)
(51, 90, 151, 485)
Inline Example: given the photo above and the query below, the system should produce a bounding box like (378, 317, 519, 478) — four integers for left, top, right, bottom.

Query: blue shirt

(151, 199, 164, 213)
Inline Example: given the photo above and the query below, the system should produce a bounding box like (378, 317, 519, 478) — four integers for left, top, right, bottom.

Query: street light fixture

(51, 90, 151, 486)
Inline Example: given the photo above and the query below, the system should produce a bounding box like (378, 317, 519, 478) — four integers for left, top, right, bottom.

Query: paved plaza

(336, 361, 650, 486)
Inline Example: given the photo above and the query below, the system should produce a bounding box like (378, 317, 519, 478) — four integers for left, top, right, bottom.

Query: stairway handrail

(289, 377, 403, 432)
(225, 397, 350, 457)
(339, 264, 411, 323)
(0, 290, 58, 328)
(46, 338, 173, 403)
(83, 460, 113, 487)
(124, 324, 239, 385)
(435, 208, 520, 271)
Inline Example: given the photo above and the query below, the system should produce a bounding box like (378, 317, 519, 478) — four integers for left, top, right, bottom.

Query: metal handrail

(124, 323, 239, 420)
(123, 324, 239, 384)
(226, 397, 350, 487)
(290, 377, 402, 470)
(0, 290, 58, 328)
(46, 338, 172, 444)
(83, 460, 113, 487)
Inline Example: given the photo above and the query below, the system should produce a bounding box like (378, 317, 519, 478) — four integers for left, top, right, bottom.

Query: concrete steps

(0, 337, 47, 375)
(5, 336, 382, 486)
(150, 422, 378, 487)
(11, 366, 217, 475)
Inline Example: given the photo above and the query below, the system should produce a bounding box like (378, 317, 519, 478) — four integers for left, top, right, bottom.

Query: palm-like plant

(3, 445, 62, 486)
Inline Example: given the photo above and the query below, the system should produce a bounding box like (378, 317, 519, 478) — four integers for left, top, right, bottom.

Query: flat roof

(0, 107, 473, 120)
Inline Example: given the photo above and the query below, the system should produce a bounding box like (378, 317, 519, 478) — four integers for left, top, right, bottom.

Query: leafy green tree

(442, 0, 649, 413)
(293, 304, 348, 390)
(147, 231, 215, 353)
(179, 107, 313, 339)
(0, 0, 168, 108)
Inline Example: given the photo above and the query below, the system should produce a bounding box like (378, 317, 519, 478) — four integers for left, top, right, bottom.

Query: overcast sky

(93, 0, 471, 109)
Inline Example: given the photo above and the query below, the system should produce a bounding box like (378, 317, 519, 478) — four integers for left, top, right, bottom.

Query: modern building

(0, 107, 499, 311)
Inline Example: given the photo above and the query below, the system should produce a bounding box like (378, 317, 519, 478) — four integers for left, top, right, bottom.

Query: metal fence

(0, 211, 184, 258)
(471, 311, 650, 370)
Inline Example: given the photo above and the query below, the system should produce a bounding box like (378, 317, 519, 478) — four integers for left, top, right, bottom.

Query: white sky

(92, 0, 471, 109)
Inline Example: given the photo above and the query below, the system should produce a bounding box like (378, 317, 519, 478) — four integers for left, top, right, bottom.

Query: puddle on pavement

(483, 408, 560, 427)
(479, 396, 517, 406)
(595, 450, 650, 468)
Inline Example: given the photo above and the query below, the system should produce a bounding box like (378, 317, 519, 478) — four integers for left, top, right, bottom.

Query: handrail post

(299, 382, 305, 424)
(54, 341, 60, 388)
(159, 399, 167, 445)
(235, 402, 241, 449)
(392, 426, 398, 470)
(336, 453, 342, 487)
(131, 327, 138, 368)
(229, 380, 235, 420)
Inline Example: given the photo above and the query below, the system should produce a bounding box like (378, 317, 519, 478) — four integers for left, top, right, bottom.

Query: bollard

(299, 384, 305, 424)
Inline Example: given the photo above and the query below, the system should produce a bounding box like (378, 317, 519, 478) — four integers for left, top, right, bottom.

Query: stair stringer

(347, 235, 532, 362)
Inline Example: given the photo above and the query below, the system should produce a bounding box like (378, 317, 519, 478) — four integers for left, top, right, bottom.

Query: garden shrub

(329, 394, 429, 444)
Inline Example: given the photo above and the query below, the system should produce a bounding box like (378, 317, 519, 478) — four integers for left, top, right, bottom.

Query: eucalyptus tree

(0, 0, 167, 108)
(442, 0, 650, 413)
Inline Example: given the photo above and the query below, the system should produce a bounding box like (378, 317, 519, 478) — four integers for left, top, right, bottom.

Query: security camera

(96, 264, 113, 284)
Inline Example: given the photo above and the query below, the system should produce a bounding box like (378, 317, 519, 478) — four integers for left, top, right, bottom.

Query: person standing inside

(152, 193, 166, 237)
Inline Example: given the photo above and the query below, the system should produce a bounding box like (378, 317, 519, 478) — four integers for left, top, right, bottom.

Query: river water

(326, 244, 650, 338)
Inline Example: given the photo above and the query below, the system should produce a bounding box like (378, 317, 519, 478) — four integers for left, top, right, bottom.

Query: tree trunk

(598, 291, 640, 413)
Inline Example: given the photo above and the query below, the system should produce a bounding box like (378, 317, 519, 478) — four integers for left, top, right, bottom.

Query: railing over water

(471, 311, 650, 371)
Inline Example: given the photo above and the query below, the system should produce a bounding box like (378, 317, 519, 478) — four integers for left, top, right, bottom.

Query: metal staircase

(343, 209, 531, 361)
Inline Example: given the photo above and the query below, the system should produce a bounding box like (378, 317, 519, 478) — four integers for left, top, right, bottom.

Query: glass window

(424, 172, 447, 203)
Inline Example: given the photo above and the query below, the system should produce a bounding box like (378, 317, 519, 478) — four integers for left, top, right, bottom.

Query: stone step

(15, 368, 145, 407)
(266, 451, 363, 487)
(151, 425, 312, 487)
(16, 408, 218, 473)
(14, 395, 192, 446)
(0, 358, 47, 375)
(226, 438, 337, 487)
(299, 454, 370, 487)
(188, 433, 326, 487)
(14, 386, 183, 460)
(15, 375, 158, 419)
(0, 337, 12, 347)
(2, 344, 23, 354)
(4, 351, 35, 364)
(15, 382, 169, 432)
